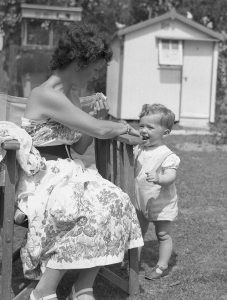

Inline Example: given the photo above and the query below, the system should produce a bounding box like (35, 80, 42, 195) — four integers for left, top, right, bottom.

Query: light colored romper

(134, 144, 180, 221)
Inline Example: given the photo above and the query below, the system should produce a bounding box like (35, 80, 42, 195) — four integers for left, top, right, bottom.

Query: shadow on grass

(141, 240, 178, 273)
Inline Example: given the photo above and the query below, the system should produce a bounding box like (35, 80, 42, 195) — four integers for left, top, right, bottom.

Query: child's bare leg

(72, 267, 100, 300)
(154, 220, 172, 268)
(32, 267, 66, 299)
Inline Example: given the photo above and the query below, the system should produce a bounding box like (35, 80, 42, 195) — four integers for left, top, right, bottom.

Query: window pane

(159, 39, 182, 65)
(162, 40, 170, 49)
(27, 19, 49, 45)
(171, 40, 179, 49)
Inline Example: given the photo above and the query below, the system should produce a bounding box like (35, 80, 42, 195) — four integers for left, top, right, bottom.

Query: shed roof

(118, 9, 224, 41)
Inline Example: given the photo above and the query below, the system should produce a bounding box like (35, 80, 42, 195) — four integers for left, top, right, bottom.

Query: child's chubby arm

(146, 168, 177, 187)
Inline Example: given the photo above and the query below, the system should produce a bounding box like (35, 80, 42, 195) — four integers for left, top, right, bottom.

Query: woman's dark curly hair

(49, 22, 113, 71)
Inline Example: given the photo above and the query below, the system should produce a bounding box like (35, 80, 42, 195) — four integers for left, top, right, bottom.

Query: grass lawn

(1, 134, 227, 299)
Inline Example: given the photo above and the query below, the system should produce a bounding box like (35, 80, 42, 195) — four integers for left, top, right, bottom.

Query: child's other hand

(145, 171, 159, 184)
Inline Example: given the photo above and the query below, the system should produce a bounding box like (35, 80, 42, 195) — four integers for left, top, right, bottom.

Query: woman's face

(74, 59, 105, 88)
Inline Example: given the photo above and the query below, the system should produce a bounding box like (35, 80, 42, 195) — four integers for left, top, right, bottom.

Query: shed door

(180, 41, 212, 119)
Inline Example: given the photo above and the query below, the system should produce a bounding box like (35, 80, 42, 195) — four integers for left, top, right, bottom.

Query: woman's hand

(89, 93, 109, 120)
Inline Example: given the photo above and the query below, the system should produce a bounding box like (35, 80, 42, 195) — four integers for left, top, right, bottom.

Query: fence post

(1, 141, 19, 300)
(95, 139, 111, 181)
(122, 143, 139, 295)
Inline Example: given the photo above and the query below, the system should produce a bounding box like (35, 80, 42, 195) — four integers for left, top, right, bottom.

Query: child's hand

(145, 171, 159, 184)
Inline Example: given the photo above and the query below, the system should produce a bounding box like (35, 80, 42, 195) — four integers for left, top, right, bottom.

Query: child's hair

(139, 103, 175, 131)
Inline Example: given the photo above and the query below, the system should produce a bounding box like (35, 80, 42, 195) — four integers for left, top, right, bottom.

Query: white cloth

(0, 121, 43, 176)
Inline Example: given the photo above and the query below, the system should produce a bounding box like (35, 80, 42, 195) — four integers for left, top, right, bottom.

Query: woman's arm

(27, 88, 136, 139)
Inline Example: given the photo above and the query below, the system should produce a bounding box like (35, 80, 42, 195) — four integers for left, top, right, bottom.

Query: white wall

(118, 19, 216, 121)
(121, 23, 181, 119)
(106, 38, 121, 117)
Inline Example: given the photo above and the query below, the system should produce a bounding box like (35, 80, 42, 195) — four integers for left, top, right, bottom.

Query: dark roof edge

(117, 10, 224, 41)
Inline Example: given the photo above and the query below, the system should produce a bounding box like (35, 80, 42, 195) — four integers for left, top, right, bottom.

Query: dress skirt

(16, 156, 143, 280)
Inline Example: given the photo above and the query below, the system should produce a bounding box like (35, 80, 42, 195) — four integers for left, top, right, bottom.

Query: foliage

(25, 0, 78, 6)
(129, 0, 227, 33)
(130, 0, 182, 23)
(0, 0, 21, 47)
(79, 0, 132, 39)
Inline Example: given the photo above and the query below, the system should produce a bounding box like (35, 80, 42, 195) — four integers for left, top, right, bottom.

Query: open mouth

(141, 135, 149, 140)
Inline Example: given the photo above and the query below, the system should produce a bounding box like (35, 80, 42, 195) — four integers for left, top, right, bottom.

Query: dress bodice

(21, 117, 82, 147)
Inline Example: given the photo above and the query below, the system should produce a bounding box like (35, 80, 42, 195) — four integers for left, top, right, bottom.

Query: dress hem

(46, 238, 144, 270)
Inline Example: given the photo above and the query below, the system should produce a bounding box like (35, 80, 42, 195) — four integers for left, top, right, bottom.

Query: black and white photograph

(0, 1, 226, 299)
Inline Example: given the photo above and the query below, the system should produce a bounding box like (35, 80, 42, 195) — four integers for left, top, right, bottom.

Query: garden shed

(106, 9, 224, 128)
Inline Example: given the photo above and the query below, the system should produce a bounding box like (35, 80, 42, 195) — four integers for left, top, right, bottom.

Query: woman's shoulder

(27, 84, 70, 119)
(29, 84, 57, 102)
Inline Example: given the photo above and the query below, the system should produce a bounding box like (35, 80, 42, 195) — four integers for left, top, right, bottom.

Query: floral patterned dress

(16, 118, 143, 280)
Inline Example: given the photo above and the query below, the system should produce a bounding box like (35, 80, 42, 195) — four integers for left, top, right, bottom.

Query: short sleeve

(161, 153, 180, 170)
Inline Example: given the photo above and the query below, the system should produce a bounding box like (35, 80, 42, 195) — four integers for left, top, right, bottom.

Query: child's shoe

(145, 265, 168, 280)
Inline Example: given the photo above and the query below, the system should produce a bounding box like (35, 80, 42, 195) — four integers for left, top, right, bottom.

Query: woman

(16, 22, 143, 300)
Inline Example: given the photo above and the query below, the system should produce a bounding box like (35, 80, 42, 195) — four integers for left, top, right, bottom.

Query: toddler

(134, 103, 180, 280)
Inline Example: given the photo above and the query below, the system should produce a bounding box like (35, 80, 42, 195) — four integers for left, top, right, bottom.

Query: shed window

(158, 39, 183, 65)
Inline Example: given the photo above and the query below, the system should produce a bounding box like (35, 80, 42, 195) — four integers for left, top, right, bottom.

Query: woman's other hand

(90, 93, 109, 120)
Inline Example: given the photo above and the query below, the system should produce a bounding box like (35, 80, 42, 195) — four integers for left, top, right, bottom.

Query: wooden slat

(119, 143, 125, 191)
(2, 140, 20, 151)
(112, 140, 117, 185)
(0, 140, 20, 187)
(105, 140, 111, 181)
(2, 150, 17, 300)
(122, 144, 139, 295)
(95, 139, 111, 181)
(123, 144, 136, 206)
(99, 267, 129, 294)
(0, 187, 4, 227)
(13, 281, 37, 300)
(128, 248, 139, 295)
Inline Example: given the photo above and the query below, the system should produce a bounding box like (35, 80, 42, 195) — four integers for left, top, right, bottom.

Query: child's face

(139, 114, 169, 147)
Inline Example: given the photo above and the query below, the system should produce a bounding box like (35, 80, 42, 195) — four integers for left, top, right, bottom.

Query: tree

(129, 0, 227, 34)
(130, 0, 182, 23)
(79, 0, 132, 39)
(0, 0, 21, 47)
